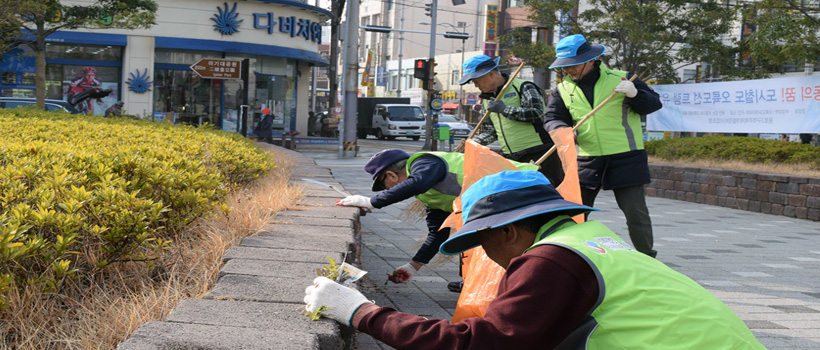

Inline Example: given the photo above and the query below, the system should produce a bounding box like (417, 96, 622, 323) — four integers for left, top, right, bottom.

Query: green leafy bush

(0, 109, 274, 307)
(645, 135, 820, 169)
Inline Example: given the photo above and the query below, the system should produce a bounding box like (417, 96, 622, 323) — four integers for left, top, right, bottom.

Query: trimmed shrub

(645, 135, 820, 169)
(0, 108, 274, 307)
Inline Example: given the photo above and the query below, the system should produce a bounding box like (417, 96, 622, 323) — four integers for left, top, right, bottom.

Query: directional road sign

(190, 58, 242, 79)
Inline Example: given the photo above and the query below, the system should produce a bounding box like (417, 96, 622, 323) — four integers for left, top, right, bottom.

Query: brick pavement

(299, 147, 820, 350)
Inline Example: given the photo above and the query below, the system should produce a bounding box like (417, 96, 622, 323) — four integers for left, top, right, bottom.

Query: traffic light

(421, 79, 433, 91)
(414, 59, 430, 80)
(423, 59, 437, 91)
(424, 3, 433, 17)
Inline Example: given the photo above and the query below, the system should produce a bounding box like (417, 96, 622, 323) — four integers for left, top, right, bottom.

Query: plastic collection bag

(447, 134, 582, 323)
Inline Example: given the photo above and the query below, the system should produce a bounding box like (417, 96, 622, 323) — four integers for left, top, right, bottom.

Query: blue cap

(364, 149, 410, 191)
(438, 171, 597, 255)
(458, 55, 501, 85)
(548, 34, 606, 69)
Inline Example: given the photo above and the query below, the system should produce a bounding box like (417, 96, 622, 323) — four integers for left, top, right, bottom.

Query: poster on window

(62, 66, 119, 116)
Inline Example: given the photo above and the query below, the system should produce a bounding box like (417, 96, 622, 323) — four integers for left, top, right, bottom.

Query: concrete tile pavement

(298, 147, 820, 350)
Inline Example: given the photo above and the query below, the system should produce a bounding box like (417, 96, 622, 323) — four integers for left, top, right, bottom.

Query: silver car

(437, 114, 474, 139)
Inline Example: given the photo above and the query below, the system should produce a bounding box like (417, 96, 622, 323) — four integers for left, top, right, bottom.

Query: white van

(371, 104, 427, 140)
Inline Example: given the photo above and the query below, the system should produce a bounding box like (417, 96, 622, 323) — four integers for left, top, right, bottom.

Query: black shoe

(447, 281, 463, 293)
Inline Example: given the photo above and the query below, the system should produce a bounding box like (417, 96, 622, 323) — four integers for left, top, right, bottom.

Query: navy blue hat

(549, 34, 607, 69)
(458, 55, 501, 85)
(365, 149, 410, 191)
(438, 171, 597, 255)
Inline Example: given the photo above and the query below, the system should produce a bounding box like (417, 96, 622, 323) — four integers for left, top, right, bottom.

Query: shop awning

(442, 103, 459, 109)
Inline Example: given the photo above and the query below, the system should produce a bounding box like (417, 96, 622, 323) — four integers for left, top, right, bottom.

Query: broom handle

(533, 74, 639, 166)
(456, 61, 527, 152)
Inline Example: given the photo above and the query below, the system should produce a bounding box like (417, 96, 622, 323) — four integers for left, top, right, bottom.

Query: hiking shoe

(447, 281, 463, 293)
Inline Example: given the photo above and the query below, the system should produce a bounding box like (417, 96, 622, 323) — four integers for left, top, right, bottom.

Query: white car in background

(437, 114, 474, 139)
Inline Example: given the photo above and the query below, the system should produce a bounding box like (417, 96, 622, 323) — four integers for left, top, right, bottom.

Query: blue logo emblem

(504, 92, 517, 98)
(125, 68, 153, 93)
(212, 2, 243, 35)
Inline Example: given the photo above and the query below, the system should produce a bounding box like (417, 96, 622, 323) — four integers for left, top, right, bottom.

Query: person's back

(254, 108, 274, 142)
(532, 220, 764, 349)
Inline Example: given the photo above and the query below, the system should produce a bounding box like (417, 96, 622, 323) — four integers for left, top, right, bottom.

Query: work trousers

(581, 184, 657, 258)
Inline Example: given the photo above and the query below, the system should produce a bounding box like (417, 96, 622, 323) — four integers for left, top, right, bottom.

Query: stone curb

(118, 145, 359, 350)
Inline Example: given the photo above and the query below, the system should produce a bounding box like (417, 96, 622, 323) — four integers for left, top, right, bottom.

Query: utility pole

(311, 0, 320, 113)
(341, 0, 359, 158)
(396, 0, 405, 97)
(328, 0, 344, 121)
(422, 0, 438, 151)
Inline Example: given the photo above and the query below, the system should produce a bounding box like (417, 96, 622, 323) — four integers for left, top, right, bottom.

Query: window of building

(451, 70, 459, 85)
(155, 49, 222, 64)
(682, 69, 697, 83)
(46, 43, 122, 61)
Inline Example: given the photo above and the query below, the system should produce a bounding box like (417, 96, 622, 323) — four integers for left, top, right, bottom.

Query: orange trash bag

(447, 132, 582, 323)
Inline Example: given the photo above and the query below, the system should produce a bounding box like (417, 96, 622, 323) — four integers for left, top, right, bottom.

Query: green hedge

(645, 135, 820, 169)
(0, 108, 274, 306)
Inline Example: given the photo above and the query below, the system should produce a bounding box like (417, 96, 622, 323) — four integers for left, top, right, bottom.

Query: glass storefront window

(153, 69, 222, 126)
(45, 43, 122, 61)
(227, 54, 298, 134)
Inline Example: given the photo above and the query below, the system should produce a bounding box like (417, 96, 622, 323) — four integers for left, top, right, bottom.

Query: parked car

(437, 113, 474, 139)
(0, 97, 80, 114)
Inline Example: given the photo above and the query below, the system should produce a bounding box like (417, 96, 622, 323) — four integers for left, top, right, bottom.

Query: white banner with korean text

(647, 75, 820, 133)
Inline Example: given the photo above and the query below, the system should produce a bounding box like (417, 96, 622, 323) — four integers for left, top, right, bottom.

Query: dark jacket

(543, 61, 662, 190)
(370, 156, 450, 264)
(254, 114, 274, 139)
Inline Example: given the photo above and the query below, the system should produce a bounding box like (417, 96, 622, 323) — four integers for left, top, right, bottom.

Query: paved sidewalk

(299, 147, 820, 350)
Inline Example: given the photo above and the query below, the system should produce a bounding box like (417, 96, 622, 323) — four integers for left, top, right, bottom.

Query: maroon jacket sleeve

(356, 245, 599, 349)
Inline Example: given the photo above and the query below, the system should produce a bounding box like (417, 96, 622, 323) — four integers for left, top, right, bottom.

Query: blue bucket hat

(548, 34, 607, 69)
(364, 149, 410, 191)
(438, 171, 597, 255)
(458, 55, 501, 85)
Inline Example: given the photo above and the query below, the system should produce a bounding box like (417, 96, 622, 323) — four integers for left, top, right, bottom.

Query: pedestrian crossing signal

(414, 59, 430, 80)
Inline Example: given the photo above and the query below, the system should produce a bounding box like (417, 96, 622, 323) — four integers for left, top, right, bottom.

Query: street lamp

(420, 22, 472, 121)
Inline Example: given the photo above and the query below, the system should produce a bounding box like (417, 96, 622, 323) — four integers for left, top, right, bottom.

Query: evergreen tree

(503, 0, 762, 84)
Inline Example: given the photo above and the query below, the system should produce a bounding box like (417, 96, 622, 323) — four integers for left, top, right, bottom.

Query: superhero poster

(62, 66, 119, 116)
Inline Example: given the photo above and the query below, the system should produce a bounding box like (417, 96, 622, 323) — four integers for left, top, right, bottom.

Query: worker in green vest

(337, 149, 537, 293)
(306, 171, 766, 349)
(543, 34, 662, 258)
(458, 55, 564, 187)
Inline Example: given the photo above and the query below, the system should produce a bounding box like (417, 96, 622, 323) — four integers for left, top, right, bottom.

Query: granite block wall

(646, 164, 820, 222)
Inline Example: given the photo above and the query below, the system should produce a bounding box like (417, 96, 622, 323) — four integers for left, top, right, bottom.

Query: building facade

(0, 0, 331, 136)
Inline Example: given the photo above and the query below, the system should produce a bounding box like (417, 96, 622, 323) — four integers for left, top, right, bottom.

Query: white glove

(613, 78, 637, 98)
(391, 263, 418, 283)
(304, 276, 373, 326)
(337, 195, 374, 209)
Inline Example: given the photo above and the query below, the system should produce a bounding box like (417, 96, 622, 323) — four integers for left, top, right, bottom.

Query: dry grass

(648, 156, 820, 178)
(1, 146, 301, 350)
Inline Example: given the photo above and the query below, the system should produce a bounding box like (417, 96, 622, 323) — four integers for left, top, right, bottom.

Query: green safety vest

(483, 79, 546, 155)
(528, 218, 765, 349)
(556, 65, 644, 156)
(406, 152, 538, 212)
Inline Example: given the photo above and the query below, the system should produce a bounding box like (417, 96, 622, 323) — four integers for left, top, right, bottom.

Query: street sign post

(190, 58, 242, 79)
